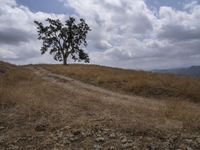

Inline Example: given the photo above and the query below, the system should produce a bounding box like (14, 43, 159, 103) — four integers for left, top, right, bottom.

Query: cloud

(0, 48, 18, 59)
(157, 6, 200, 42)
(0, 27, 34, 45)
(0, 0, 16, 6)
(0, 0, 66, 64)
(0, 0, 200, 69)
(184, 1, 198, 10)
(61, 0, 200, 69)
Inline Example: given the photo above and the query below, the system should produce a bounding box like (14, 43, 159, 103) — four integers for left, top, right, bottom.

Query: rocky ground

(1, 64, 200, 150)
(1, 122, 200, 150)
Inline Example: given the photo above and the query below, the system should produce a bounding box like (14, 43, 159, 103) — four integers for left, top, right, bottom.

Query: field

(41, 64, 200, 102)
(1, 61, 200, 149)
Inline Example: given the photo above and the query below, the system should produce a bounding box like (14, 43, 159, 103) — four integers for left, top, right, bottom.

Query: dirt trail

(27, 66, 192, 130)
(2, 65, 200, 149)
(28, 66, 165, 110)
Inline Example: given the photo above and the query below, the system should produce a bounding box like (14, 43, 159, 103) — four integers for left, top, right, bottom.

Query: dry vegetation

(41, 64, 200, 102)
(1, 61, 200, 149)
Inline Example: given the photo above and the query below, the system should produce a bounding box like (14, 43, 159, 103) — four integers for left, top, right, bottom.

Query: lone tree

(34, 17, 91, 65)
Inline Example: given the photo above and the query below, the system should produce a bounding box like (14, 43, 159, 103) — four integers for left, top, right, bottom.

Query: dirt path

(28, 66, 165, 111)
(2, 65, 200, 150)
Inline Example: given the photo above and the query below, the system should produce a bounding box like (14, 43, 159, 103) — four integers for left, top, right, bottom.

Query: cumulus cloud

(0, 0, 16, 6)
(157, 6, 200, 42)
(61, 0, 200, 69)
(184, 1, 198, 10)
(0, 27, 34, 45)
(0, 0, 66, 64)
(0, 0, 200, 69)
(0, 48, 18, 59)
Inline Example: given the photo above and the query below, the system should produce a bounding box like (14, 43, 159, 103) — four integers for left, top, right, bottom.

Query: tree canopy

(34, 17, 91, 65)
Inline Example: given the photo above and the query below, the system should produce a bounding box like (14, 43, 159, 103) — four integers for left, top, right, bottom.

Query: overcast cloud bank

(0, 0, 200, 70)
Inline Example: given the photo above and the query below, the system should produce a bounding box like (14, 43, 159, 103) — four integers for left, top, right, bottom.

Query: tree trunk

(63, 56, 67, 65)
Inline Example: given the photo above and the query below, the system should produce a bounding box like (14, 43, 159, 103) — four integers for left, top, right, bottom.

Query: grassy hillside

(0, 62, 91, 148)
(1, 61, 200, 149)
(41, 64, 200, 102)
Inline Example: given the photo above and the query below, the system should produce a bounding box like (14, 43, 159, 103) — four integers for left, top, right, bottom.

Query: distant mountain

(153, 66, 200, 77)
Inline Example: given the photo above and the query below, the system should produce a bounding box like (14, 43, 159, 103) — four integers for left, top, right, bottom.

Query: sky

(0, 0, 200, 70)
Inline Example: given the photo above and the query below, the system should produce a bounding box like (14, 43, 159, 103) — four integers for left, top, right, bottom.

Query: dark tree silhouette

(34, 17, 91, 65)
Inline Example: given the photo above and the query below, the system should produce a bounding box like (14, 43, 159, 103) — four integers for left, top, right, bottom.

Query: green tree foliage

(34, 17, 91, 65)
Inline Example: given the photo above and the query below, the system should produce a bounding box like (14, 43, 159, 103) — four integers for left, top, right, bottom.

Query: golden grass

(40, 64, 200, 102)
(1, 61, 200, 148)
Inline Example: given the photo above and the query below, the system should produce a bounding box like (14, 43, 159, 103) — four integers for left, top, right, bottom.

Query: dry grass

(0, 65, 69, 128)
(40, 64, 200, 102)
(1, 61, 200, 148)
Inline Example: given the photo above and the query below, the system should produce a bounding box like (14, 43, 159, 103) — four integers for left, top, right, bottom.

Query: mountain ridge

(153, 66, 200, 77)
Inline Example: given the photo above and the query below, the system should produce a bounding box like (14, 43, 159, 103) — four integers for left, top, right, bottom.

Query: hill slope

(40, 64, 200, 102)
(1, 61, 200, 149)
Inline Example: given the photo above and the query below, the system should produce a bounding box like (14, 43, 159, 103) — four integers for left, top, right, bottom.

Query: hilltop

(40, 64, 200, 102)
(1, 61, 200, 149)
